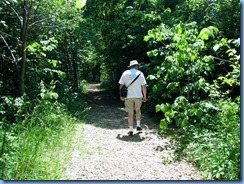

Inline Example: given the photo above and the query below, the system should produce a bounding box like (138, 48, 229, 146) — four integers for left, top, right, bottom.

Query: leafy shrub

(180, 99, 240, 180)
(60, 80, 89, 120)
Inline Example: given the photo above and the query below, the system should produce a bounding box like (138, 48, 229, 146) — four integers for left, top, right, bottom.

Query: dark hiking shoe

(128, 131, 133, 136)
(137, 126, 142, 131)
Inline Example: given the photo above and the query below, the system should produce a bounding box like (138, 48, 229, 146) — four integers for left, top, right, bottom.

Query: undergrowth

(162, 98, 240, 180)
(0, 83, 89, 180)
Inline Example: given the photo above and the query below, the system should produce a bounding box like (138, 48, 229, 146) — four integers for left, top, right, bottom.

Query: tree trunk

(72, 42, 78, 92)
(18, 1, 32, 96)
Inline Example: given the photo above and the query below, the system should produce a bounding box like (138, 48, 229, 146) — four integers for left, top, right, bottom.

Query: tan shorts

(124, 98, 142, 112)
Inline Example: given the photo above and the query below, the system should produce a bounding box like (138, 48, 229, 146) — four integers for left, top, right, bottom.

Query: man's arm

(142, 85, 147, 102)
(119, 84, 123, 90)
(119, 84, 125, 101)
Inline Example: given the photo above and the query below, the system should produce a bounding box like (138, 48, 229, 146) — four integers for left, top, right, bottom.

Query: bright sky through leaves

(76, 0, 86, 8)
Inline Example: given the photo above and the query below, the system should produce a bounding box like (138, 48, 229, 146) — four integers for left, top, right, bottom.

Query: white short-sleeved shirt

(119, 68, 147, 98)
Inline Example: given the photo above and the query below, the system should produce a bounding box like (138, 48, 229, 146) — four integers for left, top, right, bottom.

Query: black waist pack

(120, 86, 128, 98)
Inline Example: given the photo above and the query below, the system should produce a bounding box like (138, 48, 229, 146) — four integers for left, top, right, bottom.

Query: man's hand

(142, 96, 147, 102)
(120, 96, 125, 101)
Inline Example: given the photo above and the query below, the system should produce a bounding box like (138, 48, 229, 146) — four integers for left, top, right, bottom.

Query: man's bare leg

(128, 111, 134, 135)
(135, 108, 142, 130)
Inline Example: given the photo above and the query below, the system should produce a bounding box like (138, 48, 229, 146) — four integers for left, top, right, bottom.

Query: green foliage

(145, 21, 239, 123)
(145, 20, 240, 180)
(145, 23, 218, 107)
(174, 0, 240, 39)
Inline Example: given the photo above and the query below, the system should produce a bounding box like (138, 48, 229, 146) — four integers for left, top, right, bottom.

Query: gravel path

(62, 84, 202, 180)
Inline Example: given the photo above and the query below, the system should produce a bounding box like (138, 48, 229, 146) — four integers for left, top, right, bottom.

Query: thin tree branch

(212, 56, 232, 63)
(3, 0, 23, 26)
(0, 34, 16, 64)
(0, 34, 19, 74)
(29, 17, 50, 27)
(0, 31, 22, 44)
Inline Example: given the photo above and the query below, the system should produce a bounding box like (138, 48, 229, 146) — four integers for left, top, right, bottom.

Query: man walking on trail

(119, 60, 147, 136)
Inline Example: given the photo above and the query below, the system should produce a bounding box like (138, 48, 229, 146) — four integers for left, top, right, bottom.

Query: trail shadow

(116, 132, 146, 142)
(84, 84, 183, 166)
(85, 83, 121, 107)
(84, 83, 161, 132)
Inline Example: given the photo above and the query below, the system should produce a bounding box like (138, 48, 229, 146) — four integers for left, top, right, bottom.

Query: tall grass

(0, 92, 88, 180)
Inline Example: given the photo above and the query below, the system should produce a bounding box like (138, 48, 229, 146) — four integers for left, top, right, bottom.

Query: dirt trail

(62, 84, 202, 180)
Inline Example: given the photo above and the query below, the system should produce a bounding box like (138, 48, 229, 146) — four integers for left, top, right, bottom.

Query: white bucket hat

(128, 60, 140, 68)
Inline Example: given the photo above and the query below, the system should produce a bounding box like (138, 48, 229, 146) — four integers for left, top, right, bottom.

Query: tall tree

(0, 0, 86, 96)
(1, 0, 53, 96)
